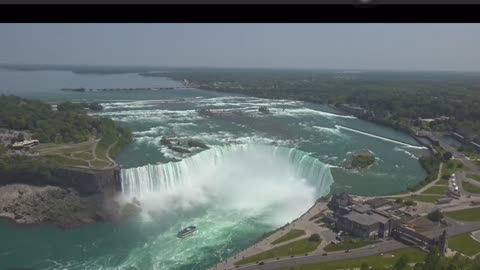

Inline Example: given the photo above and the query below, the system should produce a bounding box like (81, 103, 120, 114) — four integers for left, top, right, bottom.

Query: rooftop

(344, 211, 390, 226)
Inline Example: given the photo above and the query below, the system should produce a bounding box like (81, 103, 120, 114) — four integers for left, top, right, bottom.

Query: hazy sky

(1, 23, 480, 71)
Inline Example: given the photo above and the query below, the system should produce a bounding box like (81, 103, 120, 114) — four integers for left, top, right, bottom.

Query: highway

(234, 221, 480, 270)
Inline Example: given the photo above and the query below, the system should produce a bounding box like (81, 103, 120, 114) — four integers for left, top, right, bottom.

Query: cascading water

(121, 144, 333, 222)
(115, 144, 334, 269)
(122, 144, 333, 195)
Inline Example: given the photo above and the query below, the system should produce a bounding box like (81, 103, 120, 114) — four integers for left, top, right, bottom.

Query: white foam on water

(335, 125, 427, 149)
(95, 109, 199, 123)
(394, 146, 419, 160)
(311, 125, 346, 137)
(272, 108, 356, 119)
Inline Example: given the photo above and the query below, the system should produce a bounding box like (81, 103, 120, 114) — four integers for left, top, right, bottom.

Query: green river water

(0, 70, 427, 270)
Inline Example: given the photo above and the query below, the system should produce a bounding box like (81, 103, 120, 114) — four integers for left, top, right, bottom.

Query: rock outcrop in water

(160, 136, 209, 156)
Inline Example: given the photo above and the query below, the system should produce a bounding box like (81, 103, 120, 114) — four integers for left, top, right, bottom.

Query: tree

(427, 209, 444, 222)
(424, 247, 442, 270)
(404, 200, 417, 206)
(17, 133, 25, 142)
(308, 233, 320, 242)
(394, 254, 409, 270)
(442, 151, 453, 161)
(360, 262, 369, 270)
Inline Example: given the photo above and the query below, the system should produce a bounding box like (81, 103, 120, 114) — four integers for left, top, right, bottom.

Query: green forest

(0, 95, 127, 144)
(162, 68, 480, 141)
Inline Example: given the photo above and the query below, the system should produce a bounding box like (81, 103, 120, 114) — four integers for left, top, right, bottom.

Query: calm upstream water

(0, 69, 427, 270)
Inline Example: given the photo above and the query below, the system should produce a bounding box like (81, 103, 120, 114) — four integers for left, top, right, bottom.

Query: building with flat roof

(326, 193, 394, 239)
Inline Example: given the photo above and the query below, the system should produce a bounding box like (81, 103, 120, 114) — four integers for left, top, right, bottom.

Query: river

(0, 69, 427, 270)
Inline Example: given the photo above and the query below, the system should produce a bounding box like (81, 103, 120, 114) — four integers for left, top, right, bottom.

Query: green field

(436, 179, 450, 186)
(48, 156, 89, 167)
(90, 159, 111, 168)
(323, 237, 379, 252)
(387, 195, 445, 203)
(271, 230, 306, 245)
(444, 207, 480, 222)
(422, 185, 449, 195)
(449, 233, 480, 256)
(467, 174, 480, 183)
(462, 181, 480, 194)
(278, 248, 426, 270)
(235, 238, 321, 266)
(412, 195, 446, 203)
(72, 151, 94, 160)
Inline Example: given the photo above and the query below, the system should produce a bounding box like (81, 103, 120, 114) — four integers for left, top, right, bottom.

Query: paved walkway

(209, 202, 330, 270)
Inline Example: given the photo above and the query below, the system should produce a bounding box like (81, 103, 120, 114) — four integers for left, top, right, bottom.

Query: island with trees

(346, 150, 376, 169)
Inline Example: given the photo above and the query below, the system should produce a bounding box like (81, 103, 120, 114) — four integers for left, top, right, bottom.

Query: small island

(346, 150, 376, 169)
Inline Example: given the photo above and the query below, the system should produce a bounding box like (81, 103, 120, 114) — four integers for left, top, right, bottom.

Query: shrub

(427, 209, 444, 222)
(308, 233, 321, 242)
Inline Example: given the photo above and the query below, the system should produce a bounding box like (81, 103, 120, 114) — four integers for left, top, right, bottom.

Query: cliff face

(0, 167, 122, 196)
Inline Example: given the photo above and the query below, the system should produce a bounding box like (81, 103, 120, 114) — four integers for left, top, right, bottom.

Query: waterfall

(121, 144, 333, 198)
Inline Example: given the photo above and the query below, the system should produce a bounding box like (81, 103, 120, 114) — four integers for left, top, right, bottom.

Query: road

(233, 221, 480, 270)
(233, 240, 406, 270)
(419, 131, 479, 172)
(215, 130, 480, 270)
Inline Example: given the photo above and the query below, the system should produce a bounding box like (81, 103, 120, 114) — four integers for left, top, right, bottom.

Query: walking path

(209, 202, 329, 270)
(368, 162, 445, 199)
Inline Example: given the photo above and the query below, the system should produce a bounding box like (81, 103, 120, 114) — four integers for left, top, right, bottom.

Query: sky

(1, 23, 480, 72)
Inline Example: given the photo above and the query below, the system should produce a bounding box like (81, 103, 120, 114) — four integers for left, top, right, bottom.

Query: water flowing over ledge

(121, 144, 334, 198)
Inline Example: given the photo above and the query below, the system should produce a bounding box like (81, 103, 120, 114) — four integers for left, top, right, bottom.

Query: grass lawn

(475, 160, 480, 168)
(271, 230, 306, 245)
(444, 207, 480, 222)
(48, 156, 89, 167)
(412, 195, 446, 203)
(73, 151, 94, 160)
(388, 195, 445, 203)
(436, 179, 450, 186)
(323, 237, 379, 252)
(448, 233, 480, 256)
(235, 238, 321, 266)
(422, 185, 449, 195)
(91, 159, 111, 168)
(32, 143, 62, 152)
(467, 174, 480, 183)
(95, 141, 111, 162)
(462, 181, 480, 194)
(278, 248, 426, 270)
(35, 142, 92, 155)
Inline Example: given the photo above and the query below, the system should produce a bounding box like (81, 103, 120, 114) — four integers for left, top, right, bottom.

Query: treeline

(0, 95, 120, 144)
(165, 69, 480, 139)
